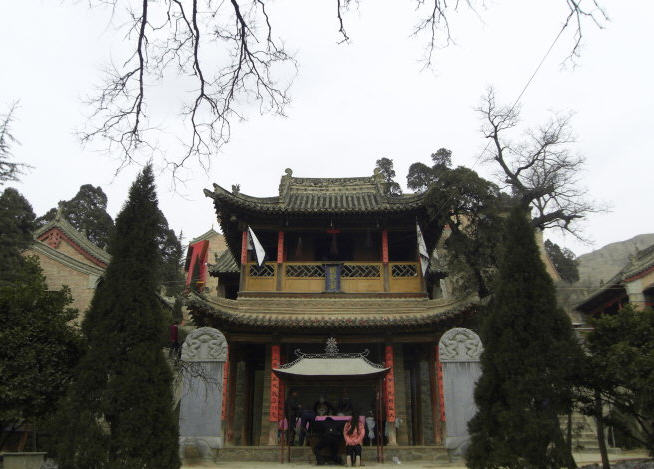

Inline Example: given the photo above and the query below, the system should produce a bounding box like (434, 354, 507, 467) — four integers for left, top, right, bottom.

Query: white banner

(416, 221, 429, 276)
(247, 226, 266, 267)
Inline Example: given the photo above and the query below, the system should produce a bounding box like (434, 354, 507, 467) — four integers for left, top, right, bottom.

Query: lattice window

(285, 264, 325, 278)
(392, 264, 418, 277)
(341, 264, 381, 278)
(249, 264, 275, 277)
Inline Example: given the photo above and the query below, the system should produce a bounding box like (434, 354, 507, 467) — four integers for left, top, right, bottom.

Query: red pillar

(384, 345, 396, 422)
(382, 230, 389, 264)
(277, 231, 285, 263)
(222, 351, 229, 421)
(241, 230, 248, 265)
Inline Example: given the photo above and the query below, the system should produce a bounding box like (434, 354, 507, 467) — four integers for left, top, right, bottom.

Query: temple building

(186, 169, 481, 450)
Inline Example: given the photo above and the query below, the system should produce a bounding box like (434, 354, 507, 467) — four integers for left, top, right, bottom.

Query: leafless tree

(478, 87, 601, 239)
(81, 1, 607, 174)
(0, 102, 31, 185)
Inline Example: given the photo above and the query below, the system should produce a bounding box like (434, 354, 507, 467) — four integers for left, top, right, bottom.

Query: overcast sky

(1, 1, 652, 255)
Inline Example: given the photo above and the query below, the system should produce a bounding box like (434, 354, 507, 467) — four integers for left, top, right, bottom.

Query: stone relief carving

(181, 327, 227, 362)
(438, 327, 483, 362)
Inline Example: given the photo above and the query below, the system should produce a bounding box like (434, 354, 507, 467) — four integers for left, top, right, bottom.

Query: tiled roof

(190, 228, 222, 244)
(209, 249, 239, 275)
(186, 293, 478, 330)
(34, 213, 111, 266)
(204, 169, 426, 215)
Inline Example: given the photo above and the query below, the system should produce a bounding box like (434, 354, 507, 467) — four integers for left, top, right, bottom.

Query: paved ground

(182, 450, 650, 468)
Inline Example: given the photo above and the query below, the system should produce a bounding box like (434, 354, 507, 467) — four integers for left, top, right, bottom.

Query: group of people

(284, 389, 377, 466)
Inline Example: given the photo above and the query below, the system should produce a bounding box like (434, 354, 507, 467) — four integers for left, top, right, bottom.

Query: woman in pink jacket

(343, 409, 365, 467)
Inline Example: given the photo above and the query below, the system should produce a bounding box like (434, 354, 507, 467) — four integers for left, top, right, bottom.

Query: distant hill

(577, 233, 654, 287)
(555, 233, 654, 316)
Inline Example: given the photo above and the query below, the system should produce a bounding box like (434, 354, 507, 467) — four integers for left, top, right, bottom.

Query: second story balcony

(242, 260, 424, 295)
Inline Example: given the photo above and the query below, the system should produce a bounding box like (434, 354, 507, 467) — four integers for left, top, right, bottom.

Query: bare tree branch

(79, 1, 606, 176)
(81, 0, 296, 179)
(478, 87, 604, 240)
(0, 102, 32, 185)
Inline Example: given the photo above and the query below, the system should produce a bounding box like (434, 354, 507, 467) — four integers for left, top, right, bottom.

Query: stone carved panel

(438, 328, 483, 362)
(181, 327, 227, 362)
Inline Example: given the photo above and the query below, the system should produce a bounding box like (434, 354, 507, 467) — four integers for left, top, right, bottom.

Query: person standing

(285, 389, 301, 445)
(343, 409, 365, 467)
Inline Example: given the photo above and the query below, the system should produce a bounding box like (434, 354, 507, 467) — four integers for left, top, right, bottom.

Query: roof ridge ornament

(325, 337, 338, 355)
(55, 202, 65, 222)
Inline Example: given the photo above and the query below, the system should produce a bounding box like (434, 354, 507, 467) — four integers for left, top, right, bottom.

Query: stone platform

(188, 445, 449, 464)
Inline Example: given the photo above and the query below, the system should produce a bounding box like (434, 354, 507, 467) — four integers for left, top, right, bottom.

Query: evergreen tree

(544, 239, 579, 284)
(374, 157, 402, 196)
(36, 184, 115, 249)
(466, 206, 582, 469)
(0, 187, 36, 282)
(57, 165, 180, 469)
(157, 217, 185, 297)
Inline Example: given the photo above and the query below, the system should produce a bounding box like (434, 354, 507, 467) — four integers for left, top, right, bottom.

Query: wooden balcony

(242, 261, 424, 294)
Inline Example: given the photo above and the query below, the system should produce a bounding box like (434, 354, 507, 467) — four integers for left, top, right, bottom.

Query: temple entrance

(274, 339, 389, 463)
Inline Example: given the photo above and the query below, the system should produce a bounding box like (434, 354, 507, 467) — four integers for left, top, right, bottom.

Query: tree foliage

(375, 157, 402, 196)
(37, 184, 115, 250)
(584, 305, 654, 455)
(79, 1, 606, 172)
(0, 257, 82, 435)
(158, 218, 185, 297)
(424, 165, 506, 298)
(56, 165, 179, 469)
(408, 150, 506, 297)
(0, 187, 36, 282)
(544, 239, 579, 283)
(466, 206, 582, 468)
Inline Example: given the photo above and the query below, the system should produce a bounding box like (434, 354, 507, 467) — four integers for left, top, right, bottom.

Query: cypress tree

(57, 165, 180, 469)
(466, 206, 582, 469)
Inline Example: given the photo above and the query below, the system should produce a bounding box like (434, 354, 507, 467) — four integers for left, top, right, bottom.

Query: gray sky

(1, 1, 652, 255)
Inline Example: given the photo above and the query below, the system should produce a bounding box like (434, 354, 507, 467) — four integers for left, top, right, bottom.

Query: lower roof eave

(185, 292, 479, 332)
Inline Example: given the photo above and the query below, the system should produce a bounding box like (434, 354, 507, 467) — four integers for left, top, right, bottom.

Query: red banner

(384, 345, 396, 422)
(269, 345, 281, 421)
(436, 345, 445, 422)
(185, 240, 209, 288)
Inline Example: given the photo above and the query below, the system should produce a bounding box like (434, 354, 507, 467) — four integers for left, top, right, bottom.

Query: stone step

(208, 445, 448, 463)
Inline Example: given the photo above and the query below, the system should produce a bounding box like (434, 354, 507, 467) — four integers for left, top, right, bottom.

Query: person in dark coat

(313, 417, 342, 465)
(285, 389, 301, 445)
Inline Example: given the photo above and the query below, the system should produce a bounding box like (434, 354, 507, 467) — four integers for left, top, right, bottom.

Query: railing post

(382, 230, 390, 292)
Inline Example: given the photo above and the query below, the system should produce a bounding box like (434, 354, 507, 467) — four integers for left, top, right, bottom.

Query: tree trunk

(594, 390, 610, 469)
(567, 411, 573, 458)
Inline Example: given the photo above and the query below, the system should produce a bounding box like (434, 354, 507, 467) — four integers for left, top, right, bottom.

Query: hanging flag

(247, 226, 266, 267)
(416, 221, 429, 276)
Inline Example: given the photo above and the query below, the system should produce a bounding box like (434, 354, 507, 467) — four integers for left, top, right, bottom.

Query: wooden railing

(243, 261, 423, 293)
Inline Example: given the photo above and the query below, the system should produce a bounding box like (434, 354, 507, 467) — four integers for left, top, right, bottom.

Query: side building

(186, 169, 481, 448)
(575, 243, 654, 318)
(26, 210, 110, 317)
